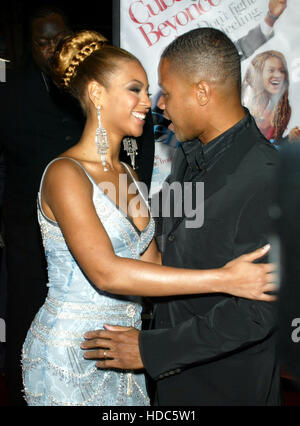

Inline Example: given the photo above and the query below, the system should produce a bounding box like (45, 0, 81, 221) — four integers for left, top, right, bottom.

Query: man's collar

(181, 110, 251, 172)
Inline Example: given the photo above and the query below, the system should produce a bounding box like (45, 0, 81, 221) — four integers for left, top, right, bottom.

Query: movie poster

(120, 0, 300, 195)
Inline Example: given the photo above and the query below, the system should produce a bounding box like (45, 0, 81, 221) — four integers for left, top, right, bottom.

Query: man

(82, 27, 280, 406)
(150, 0, 288, 198)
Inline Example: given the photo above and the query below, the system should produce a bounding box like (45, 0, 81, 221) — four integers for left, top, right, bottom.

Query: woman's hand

(222, 245, 277, 301)
(268, 0, 287, 18)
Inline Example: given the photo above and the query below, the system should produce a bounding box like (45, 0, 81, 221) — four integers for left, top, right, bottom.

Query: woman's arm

(42, 160, 275, 300)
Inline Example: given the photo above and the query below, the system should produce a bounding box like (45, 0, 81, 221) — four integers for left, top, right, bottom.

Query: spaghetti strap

(121, 162, 150, 208)
(38, 158, 151, 224)
(38, 157, 95, 196)
(37, 157, 97, 225)
(24, 159, 153, 407)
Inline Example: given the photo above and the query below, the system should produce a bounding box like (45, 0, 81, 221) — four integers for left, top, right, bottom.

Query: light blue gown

(21, 157, 155, 406)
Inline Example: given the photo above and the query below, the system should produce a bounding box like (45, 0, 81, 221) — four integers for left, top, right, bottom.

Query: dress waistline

(43, 295, 140, 321)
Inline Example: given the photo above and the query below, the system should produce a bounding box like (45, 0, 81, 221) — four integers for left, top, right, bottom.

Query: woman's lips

(132, 111, 146, 122)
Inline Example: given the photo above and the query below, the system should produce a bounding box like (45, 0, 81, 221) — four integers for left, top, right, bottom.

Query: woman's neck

(75, 115, 122, 171)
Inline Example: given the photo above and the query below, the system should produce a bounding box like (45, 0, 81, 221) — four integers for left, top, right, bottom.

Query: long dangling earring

(123, 137, 138, 170)
(95, 106, 109, 171)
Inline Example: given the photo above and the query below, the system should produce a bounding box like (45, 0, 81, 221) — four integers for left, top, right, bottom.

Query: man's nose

(48, 39, 58, 54)
(157, 94, 165, 110)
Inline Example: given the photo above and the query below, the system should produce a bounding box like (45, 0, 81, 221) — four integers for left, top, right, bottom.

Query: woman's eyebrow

(127, 79, 149, 90)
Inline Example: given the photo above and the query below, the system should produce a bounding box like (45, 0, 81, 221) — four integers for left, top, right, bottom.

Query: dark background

(0, 0, 114, 67)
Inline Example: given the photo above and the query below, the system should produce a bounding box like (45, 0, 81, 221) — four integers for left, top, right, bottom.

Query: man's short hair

(28, 4, 70, 36)
(161, 27, 241, 89)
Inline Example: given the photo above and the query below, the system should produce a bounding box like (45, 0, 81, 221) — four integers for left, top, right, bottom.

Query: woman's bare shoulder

(43, 157, 92, 196)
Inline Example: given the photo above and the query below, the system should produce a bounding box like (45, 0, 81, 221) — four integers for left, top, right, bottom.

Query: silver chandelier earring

(96, 106, 109, 171)
(123, 137, 138, 170)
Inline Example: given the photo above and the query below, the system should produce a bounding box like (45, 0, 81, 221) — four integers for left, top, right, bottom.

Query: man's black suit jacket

(140, 113, 281, 405)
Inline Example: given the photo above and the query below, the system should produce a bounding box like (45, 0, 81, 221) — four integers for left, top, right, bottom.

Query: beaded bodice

(22, 157, 154, 406)
(37, 157, 155, 304)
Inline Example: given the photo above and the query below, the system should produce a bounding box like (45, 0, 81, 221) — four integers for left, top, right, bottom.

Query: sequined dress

(22, 157, 155, 406)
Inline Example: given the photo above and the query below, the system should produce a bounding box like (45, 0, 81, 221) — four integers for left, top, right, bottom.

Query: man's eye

(35, 40, 48, 47)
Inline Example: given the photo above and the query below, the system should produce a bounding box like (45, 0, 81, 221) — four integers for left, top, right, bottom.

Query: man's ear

(195, 81, 210, 106)
(87, 80, 104, 109)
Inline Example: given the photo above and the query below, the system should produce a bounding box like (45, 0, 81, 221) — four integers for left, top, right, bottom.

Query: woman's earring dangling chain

(96, 106, 109, 171)
(123, 137, 138, 170)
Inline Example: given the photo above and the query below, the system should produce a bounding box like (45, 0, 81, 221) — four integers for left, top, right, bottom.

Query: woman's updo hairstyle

(52, 30, 139, 110)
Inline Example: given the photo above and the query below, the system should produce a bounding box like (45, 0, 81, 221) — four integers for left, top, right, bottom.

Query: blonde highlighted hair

(52, 30, 140, 110)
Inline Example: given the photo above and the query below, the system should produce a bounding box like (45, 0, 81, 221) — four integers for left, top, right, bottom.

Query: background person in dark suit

(82, 27, 280, 406)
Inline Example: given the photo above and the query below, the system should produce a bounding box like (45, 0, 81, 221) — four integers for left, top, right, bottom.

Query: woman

(21, 31, 276, 406)
(242, 50, 300, 148)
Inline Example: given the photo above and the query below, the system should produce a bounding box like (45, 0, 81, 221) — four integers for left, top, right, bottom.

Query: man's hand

(269, 0, 287, 18)
(80, 325, 144, 370)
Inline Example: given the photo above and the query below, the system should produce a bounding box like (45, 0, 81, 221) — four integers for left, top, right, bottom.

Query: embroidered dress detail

(22, 157, 154, 406)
